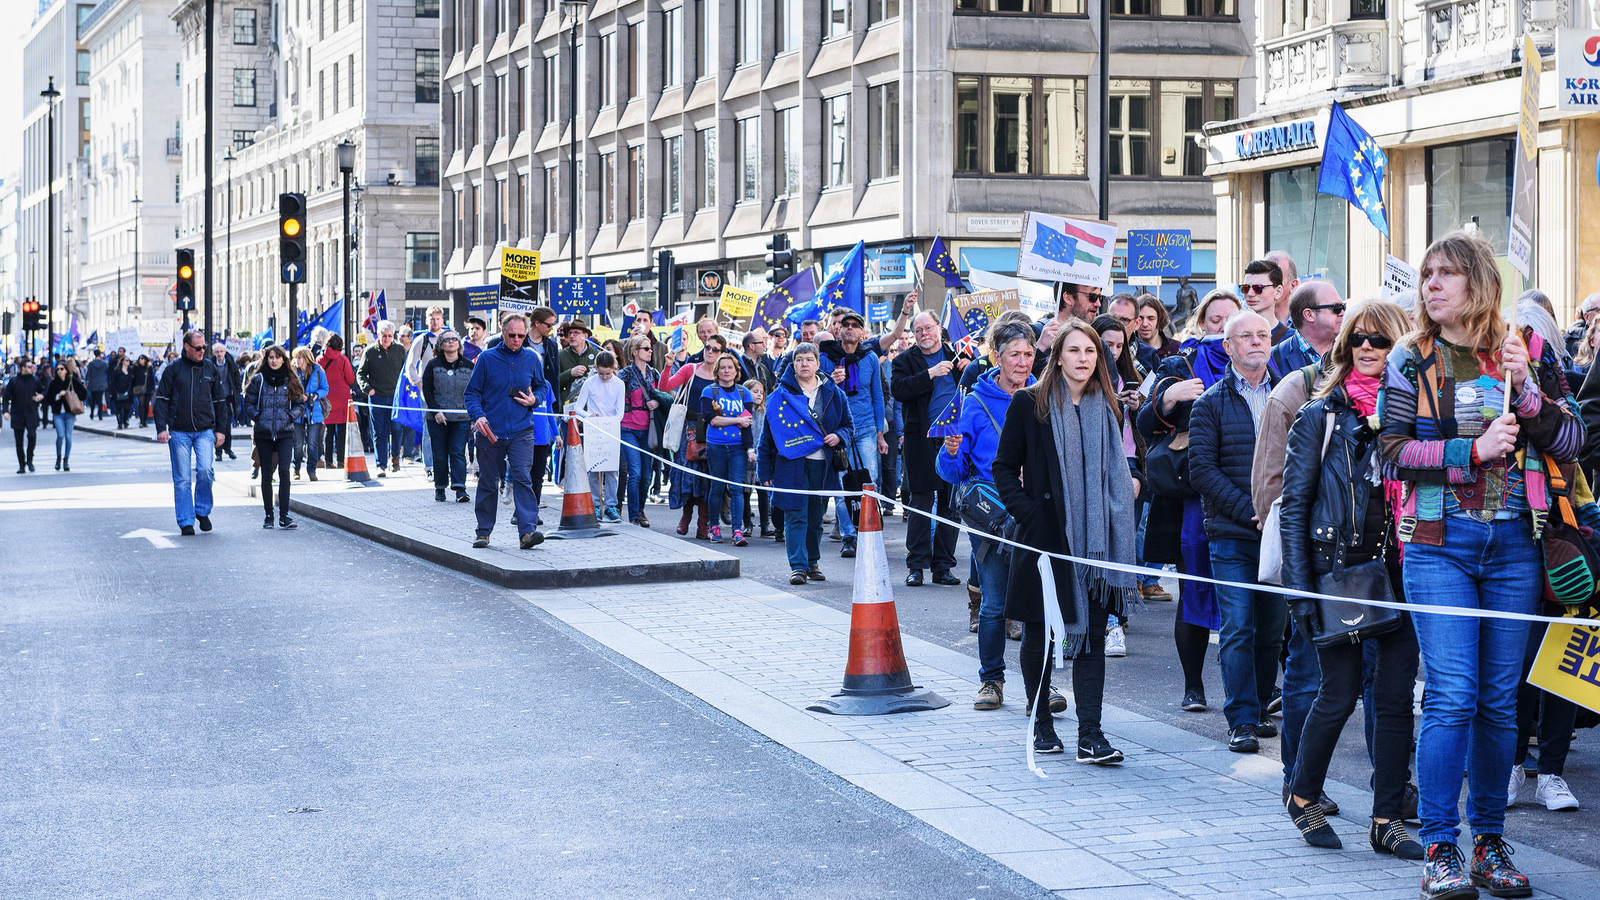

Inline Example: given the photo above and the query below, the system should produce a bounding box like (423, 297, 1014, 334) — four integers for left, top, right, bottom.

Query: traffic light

(656, 249, 676, 309)
(279, 192, 307, 283)
(21, 299, 41, 332)
(765, 234, 794, 285)
(175, 248, 196, 311)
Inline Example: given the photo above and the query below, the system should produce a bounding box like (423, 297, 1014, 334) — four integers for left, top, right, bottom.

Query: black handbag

(1145, 429, 1194, 498)
(1310, 559, 1404, 647)
(838, 444, 871, 528)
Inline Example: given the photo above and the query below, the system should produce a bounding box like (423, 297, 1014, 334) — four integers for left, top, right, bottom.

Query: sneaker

(1043, 686, 1067, 714)
(436, 489, 448, 502)
(1228, 723, 1259, 753)
(973, 681, 1003, 711)
(520, 531, 545, 550)
(708, 525, 723, 543)
(180, 525, 196, 536)
(472, 535, 490, 548)
(1181, 689, 1208, 712)
(501, 482, 512, 505)
(1471, 834, 1531, 898)
(1076, 731, 1124, 765)
(196, 515, 212, 532)
(1105, 624, 1127, 657)
(1255, 718, 1279, 738)
(1535, 774, 1580, 811)
(732, 530, 748, 547)
(1506, 764, 1526, 808)
(278, 516, 297, 530)
(608, 507, 623, 523)
(376, 468, 386, 478)
(1370, 819, 1424, 860)
(790, 570, 808, 585)
(1032, 716, 1064, 754)
(455, 488, 471, 503)
(1422, 841, 1477, 900)
(840, 537, 856, 558)
(1286, 794, 1342, 849)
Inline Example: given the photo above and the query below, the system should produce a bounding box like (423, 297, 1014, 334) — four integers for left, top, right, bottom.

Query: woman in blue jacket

(936, 324, 1036, 712)
(291, 347, 328, 481)
(758, 342, 853, 585)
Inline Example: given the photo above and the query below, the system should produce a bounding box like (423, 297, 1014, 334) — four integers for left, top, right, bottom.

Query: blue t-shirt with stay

(699, 382, 754, 446)
(925, 348, 958, 423)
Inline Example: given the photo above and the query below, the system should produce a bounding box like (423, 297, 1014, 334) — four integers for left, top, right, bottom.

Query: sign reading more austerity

(499, 248, 542, 314)
(718, 285, 758, 320)
(1017, 212, 1118, 288)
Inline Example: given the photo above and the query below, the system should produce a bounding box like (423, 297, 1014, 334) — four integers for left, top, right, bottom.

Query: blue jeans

(428, 419, 470, 490)
(474, 426, 539, 538)
(972, 534, 1009, 684)
(167, 430, 216, 527)
(1281, 619, 1321, 782)
(1209, 537, 1286, 729)
(784, 457, 829, 571)
(54, 411, 76, 459)
(621, 427, 649, 519)
(1135, 501, 1158, 587)
(369, 396, 396, 468)
(834, 429, 880, 539)
(1404, 516, 1541, 845)
(706, 443, 746, 530)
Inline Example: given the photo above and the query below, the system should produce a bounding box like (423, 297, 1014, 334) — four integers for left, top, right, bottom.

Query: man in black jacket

(890, 311, 965, 587)
(154, 332, 230, 535)
(211, 343, 242, 460)
(357, 322, 407, 474)
(1188, 309, 1283, 754)
(2, 359, 46, 472)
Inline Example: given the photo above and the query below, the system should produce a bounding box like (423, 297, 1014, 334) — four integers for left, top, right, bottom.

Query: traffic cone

(344, 402, 377, 485)
(547, 414, 614, 539)
(807, 485, 949, 715)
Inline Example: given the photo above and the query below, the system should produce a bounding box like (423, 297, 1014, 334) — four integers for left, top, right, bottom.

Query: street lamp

(131, 195, 142, 324)
(351, 180, 364, 326)
(223, 145, 234, 337)
(41, 76, 60, 357)
(563, 0, 588, 277)
(338, 138, 356, 343)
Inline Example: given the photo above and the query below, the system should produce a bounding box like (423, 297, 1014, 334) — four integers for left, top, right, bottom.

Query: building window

(1268, 164, 1348, 289)
(738, 0, 760, 64)
(333, 62, 341, 113)
(417, 0, 441, 17)
(416, 49, 440, 102)
(868, 83, 900, 179)
(627, 23, 643, 99)
(775, 108, 798, 196)
(416, 136, 440, 185)
(1351, 0, 1383, 17)
(663, 6, 683, 88)
(664, 134, 683, 213)
(470, 184, 481, 247)
(544, 56, 558, 125)
(1428, 137, 1515, 290)
(695, 0, 713, 79)
(233, 69, 257, 107)
(76, 50, 90, 85)
(776, 0, 799, 52)
(599, 153, 616, 225)
(598, 32, 614, 108)
(514, 64, 528, 136)
(1109, 79, 1150, 176)
(407, 232, 441, 281)
(824, 96, 849, 187)
(545, 167, 559, 233)
(1107, 79, 1233, 178)
(1110, 0, 1233, 15)
(516, 173, 527, 239)
(868, 0, 900, 24)
(233, 129, 256, 148)
(737, 117, 760, 201)
(825, 0, 849, 37)
(697, 128, 717, 208)
(954, 75, 1087, 176)
(957, 0, 1085, 12)
(233, 8, 257, 44)
(628, 146, 645, 220)
(496, 72, 508, 134)
(497, 177, 509, 239)
(349, 54, 356, 108)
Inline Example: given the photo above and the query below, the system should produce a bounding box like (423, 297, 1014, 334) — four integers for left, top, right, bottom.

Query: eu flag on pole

(296, 299, 344, 346)
(551, 276, 607, 315)
(1317, 102, 1389, 237)
(817, 241, 865, 315)
(925, 236, 967, 290)
(927, 391, 963, 438)
(757, 269, 816, 331)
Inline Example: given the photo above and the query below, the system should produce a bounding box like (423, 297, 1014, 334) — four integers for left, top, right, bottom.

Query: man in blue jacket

(1188, 309, 1283, 755)
(819, 311, 886, 559)
(463, 313, 548, 550)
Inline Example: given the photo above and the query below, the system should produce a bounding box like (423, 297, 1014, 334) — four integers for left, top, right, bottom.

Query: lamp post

(351, 180, 363, 326)
(130, 195, 142, 325)
(563, 0, 587, 277)
(41, 77, 60, 357)
(122, 226, 136, 321)
(223, 145, 234, 337)
(338, 138, 356, 343)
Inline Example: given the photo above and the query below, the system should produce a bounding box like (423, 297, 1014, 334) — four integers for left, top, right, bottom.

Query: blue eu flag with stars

(925, 236, 966, 290)
(817, 241, 866, 315)
(1317, 102, 1388, 237)
(551, 276, 607, 315)
(1031, 222, 1078, 266)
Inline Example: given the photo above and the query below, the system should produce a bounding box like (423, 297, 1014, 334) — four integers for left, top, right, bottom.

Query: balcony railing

(1422, 0, 1565, 78)
(1260, 19, 1390, 107)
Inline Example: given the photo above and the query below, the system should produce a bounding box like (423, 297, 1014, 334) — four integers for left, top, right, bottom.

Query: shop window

(1427, 137, 1516, 300)
(955, 0, 1086, 14)
(1266, 164, 1348, 290)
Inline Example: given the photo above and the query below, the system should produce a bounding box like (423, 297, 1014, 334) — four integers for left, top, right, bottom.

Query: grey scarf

(1048, 389, 1140, 657)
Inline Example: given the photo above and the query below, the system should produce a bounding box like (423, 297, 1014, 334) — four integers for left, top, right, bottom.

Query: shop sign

(697, 269, 724, 298)
(1235, 120, 1318, 160)
(1556, 29, 1600, 111)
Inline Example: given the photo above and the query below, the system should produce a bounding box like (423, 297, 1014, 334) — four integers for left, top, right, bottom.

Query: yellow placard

(1527, 621, 1600, 713)
(593, 326, 621, 345)
(500, 248, 542, 283)
(652, 324, 702, 354)
(719, 285, 758, 319)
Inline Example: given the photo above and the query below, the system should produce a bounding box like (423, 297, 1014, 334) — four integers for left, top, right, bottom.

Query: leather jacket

(1278, 389, 1389, 594)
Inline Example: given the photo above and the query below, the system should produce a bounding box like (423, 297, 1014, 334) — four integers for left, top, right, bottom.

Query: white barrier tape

(349, 401, 1596, 628)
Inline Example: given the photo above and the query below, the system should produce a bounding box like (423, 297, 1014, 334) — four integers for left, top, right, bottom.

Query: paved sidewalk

(521, 577, 1599, 899)
(75, 418, 253, 444)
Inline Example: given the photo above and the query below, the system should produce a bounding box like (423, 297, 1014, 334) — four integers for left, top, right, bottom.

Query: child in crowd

(573, 351, 625, 523)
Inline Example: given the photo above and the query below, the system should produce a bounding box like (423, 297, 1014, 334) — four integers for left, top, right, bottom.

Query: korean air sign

(1235, 121, 1318, 160)
(1557, 29, 1600, 111)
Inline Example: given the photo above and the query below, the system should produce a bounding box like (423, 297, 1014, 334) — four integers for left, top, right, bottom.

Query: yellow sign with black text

(719, 285, 758, 319)
(1528, 621, 1600, 713)
(500, 248, 542, 283)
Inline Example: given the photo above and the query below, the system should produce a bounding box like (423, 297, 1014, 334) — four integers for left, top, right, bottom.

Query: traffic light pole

(202, 0, 216, 341)
(287, 282, 298, 351)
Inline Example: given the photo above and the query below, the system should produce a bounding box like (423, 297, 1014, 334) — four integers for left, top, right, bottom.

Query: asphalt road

(0, 431, 1048, 899)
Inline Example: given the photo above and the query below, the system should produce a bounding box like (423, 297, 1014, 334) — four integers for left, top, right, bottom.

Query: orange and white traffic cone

(344, 402, 377, 485)
(547, 414, 614, 539)
(808, 485, 949, 715)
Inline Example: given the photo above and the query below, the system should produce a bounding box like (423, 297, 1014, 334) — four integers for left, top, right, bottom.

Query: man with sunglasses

(1240, 259, 1292, 345)
(153, 331, 231, 535)
(1269, 281, 1346, 378)
(463, 312, 548, 550)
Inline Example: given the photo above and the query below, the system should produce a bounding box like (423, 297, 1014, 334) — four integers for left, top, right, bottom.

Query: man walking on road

(154, 332, 229, 535)
(358, 322, 406, 475)
(891, 311, 965, 587)
(86, 350, 109, 419)
(463, 313, 548, 550)
(211, 343, 242, 461)
(2, 358, 46, 472)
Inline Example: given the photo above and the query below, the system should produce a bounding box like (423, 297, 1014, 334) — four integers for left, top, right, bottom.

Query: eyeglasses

(1310, 303, 1348, 316)
(1239, 283, 1277, 295)
(705, 346, 723, 354)
(1350, 333, 1394, 350)
(1229, 331, 1273, 344)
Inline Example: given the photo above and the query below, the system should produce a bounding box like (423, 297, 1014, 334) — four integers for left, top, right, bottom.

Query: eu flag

(758, 270, 816, 330)
(925, 236, 966, 290)
(297, 299, 345, 346)
(1317, 102, 1388, 237)
(927, 392, 963, 438)
(817, 241, 866, 315)
(1032, 222, 1079, 265)
(769, 389, 826, 459)
(551, 276, 607, 315)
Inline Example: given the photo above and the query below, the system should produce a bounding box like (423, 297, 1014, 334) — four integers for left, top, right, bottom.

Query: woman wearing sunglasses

(1277, 301, 1421, 858)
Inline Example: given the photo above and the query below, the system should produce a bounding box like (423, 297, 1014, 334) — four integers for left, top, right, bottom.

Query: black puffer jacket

(1278, 389, 1390, 593)
(242, 372, 307, 439)
(1189, 371, 1278, 542)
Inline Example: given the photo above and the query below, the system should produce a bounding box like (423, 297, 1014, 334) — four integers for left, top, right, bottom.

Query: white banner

(1382, 255, 1419, 305)
(968, 267, 1055, 319)
(1017, 212, 1118, 288)
(584, 415, 622, 473)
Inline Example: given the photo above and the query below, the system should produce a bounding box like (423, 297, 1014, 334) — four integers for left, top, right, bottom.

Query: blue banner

(1127, 230, 1193, 279)
(550, 276, 607, 316)
(768, 389, 826, 459)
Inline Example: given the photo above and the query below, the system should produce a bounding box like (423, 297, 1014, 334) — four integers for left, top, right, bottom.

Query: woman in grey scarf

(993, 319, 1141, 764)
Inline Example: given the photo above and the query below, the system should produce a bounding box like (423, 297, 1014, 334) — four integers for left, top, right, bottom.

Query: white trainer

(1105, 624, 1127, 658)
(1536, 773, 1580, 811)
(1506, 764, 1526, 808)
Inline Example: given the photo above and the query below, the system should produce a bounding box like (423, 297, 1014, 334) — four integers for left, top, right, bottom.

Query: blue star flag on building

(551, 276, 607, 315)
(817, 241, 866, 315)
(757, 270, 816, 331)
(768, 388, 826, 459)
(1317, 102, 1388, 237)
(1031, 222, 1078, 266)
(925, 236, 966, 290)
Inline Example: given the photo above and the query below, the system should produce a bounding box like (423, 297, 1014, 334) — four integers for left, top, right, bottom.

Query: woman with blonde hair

(1379, 232, 1583, 898)
(290, 346, 328, 481)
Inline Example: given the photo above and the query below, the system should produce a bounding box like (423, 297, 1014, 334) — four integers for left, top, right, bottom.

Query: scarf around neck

(1344, 369, 1381, 418)
(1048, 389, 1140, 658)
(262, 363, 289, 387)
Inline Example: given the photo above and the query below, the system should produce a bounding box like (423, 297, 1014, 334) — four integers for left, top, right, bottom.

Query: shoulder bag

(1143, 355, 1197, 498)
(1538, 453, 1600, 610)
(661, 380, 690, 454)
(954, 395, 1011, 539)
(1259, 409, 1335, 585)
(64, 384, 86, 416)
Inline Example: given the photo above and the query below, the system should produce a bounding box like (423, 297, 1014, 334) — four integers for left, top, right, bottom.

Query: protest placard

(1018, 212, 1118, 287)
(1528, 622, 1600, 713)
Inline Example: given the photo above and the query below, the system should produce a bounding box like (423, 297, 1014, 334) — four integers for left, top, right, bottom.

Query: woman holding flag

(758, 342, 853, 585)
